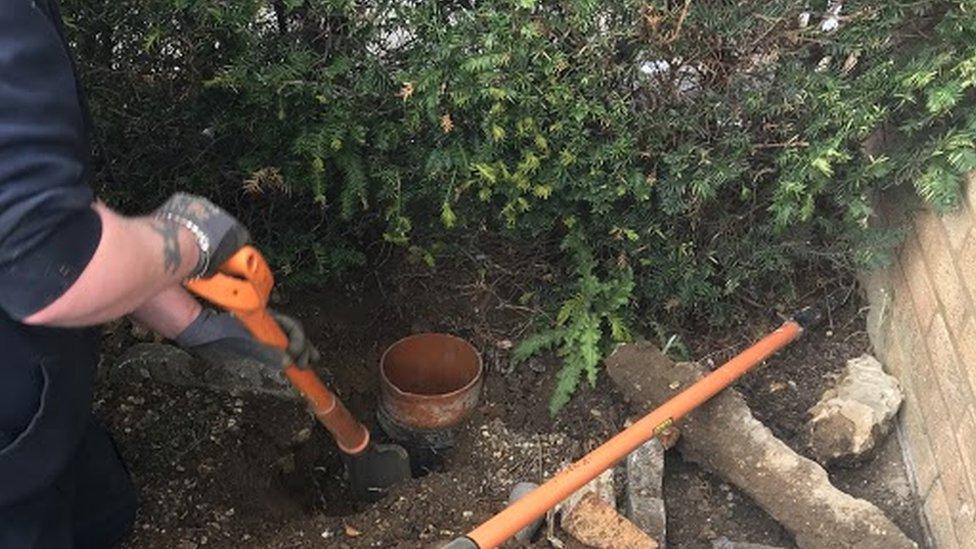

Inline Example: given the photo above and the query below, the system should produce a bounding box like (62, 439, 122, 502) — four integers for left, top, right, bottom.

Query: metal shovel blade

(346, 442, 412, 502)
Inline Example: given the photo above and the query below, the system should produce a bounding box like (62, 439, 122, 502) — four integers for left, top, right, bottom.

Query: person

(0, 1, 318, 546)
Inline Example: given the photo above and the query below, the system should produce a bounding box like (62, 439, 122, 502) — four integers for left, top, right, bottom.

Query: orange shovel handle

(186, 246, 370, 456)
(455, 319, 803, 549)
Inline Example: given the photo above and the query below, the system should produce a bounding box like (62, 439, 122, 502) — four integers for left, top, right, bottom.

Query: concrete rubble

(625, 432, 667, 547)
(806, 354, 903, 466)
(557, 468, 615, 516)
(712, 537, 785, 549)
(562, 493, 659, 549)
(606, 342, 917, 549)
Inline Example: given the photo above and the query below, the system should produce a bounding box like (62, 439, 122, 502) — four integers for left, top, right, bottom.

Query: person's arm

(13, 190, 249, 327)
(0, 1, 316, 370)
(23, 202, 201, 327)
(131, 284, 321, 370)
(128, 284, 203, 340)
(0, 2, 246, 326)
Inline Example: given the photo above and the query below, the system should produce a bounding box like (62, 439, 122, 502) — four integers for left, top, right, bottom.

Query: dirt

(95, 260, 924, 548)
(662, 454, 792, 547)
(831, 434, 924, 544)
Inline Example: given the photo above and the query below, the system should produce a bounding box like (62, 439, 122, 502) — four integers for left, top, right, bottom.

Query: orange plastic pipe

(186, 246, 371, 456)
(462, 320, 803, 549)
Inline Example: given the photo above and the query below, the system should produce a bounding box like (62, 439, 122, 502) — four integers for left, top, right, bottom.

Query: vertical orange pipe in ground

(459, 320, 803, 549)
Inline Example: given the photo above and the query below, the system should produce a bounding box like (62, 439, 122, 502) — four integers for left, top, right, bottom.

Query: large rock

(606, 342, 916, 549)
(625, 434, 667, 546)
(807, 354, 903, 466)
(110, 342, 295, 399)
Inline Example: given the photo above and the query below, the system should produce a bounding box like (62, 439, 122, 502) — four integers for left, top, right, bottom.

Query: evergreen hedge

(65, 0, 976, 411)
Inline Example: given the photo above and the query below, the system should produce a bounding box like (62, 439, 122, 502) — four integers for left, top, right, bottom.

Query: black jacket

(0, 0, 102, 506)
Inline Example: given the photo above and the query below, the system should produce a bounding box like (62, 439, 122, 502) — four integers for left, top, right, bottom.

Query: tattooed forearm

(149, 220, 183, 274)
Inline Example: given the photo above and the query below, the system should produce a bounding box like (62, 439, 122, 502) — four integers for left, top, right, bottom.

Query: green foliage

(512, 234, 634, 413)
(64, 0, 976, 412)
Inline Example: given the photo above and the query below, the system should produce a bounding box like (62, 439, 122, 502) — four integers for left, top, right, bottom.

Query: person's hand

(154, 193, 250, 278)
(174, 309, 320, 369)
(272, 312, 321, 368)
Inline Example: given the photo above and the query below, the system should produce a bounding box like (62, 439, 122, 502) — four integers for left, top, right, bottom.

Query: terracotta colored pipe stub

(379, 333, 483, 431)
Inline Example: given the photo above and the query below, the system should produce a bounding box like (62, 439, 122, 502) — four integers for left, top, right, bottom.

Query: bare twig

(752, 140, 810, 151)
(661, 0, 692, 46)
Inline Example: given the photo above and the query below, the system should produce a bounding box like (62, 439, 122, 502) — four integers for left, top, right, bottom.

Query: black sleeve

(0, 0, 103, 319)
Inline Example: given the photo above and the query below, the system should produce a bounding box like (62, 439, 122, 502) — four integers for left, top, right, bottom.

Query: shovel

(185, 245, 411, 501)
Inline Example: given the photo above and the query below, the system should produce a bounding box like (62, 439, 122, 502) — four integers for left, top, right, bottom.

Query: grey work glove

(174, 309, 321, 370)
(154, 192, 251, 278)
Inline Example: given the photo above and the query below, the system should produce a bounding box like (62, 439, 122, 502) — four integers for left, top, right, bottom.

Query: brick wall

(863, 174, 976, 548)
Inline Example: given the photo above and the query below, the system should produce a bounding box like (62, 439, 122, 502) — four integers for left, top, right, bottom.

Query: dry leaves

(440, 113, 454, 133)
(242, 167, 286, 195)
(397, 81, 414, 101)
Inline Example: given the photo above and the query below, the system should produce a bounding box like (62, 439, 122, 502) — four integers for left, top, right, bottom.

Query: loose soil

(97, 258, 924, 548)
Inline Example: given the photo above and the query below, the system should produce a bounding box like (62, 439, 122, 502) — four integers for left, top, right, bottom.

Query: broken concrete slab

(625, 431, 667, 546)
(110, 342, 295, 399)
(807, 354, 903, 466)
(711, 537, 785, 549)
(557, 467, 615, 516)
(606, 342, 917, 549)
(563, 492, 659, 549)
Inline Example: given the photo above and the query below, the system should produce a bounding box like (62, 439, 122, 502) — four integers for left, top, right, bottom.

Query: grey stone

(807, 354, 903, 466)
(508, 482, 544, 543)
(110, 342, 295, 399)
(626, 443, 666, 544)
(625, 431, 666, 546)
